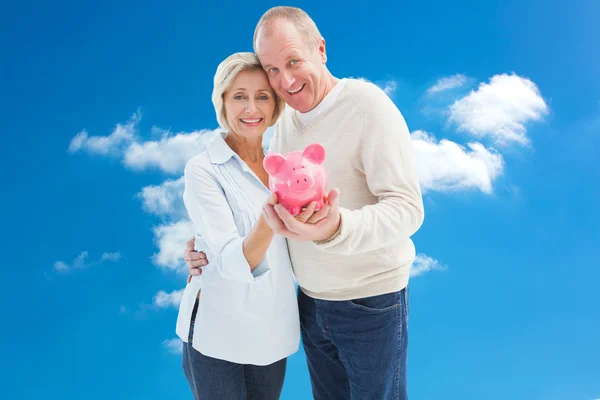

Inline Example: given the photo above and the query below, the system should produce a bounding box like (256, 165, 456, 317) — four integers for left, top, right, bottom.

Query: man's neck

(301, 73, 339, 114)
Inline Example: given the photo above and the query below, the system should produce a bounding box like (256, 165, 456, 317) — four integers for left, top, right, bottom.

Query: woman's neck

(225, 132, 264, 164)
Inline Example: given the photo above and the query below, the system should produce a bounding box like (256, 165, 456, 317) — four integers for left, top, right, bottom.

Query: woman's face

(223, 69, 276, 139)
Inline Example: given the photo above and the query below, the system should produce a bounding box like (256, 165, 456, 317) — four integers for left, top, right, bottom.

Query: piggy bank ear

(263, 154, 286, 175)
(302, 143, 326, 164)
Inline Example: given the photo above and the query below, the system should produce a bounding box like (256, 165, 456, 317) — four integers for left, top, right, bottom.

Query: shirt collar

(206, 130, 268, 165)
(207, 131, 235, 164)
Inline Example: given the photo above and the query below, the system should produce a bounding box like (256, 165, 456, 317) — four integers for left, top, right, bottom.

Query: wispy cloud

(101, 252, 122, 262)
(410, 254, 447, 277)
(449, 73, 549, 146)
(381, 80, 397, 96)
(68, 109, 141, 154)
(53, 251, 121, 273)
(68, 110, 220, 174)
(411, 130, 504, 194)
(154, 289, 184, 309)
(53, 261, 69, 272)
(162, 338, 183, 354)
(427, 74, 467, 94)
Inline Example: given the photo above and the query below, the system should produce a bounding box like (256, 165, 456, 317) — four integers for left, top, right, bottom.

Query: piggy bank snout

(289, 171, 314, 192)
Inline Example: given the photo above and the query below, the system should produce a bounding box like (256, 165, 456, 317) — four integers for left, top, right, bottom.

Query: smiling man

(184, 6, 424, 400)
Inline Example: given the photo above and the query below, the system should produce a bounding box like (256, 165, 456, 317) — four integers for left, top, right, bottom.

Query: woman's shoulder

(184, 151, 213, 177)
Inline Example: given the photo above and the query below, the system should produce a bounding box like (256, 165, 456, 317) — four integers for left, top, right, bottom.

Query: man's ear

(318, 37, 327, 63)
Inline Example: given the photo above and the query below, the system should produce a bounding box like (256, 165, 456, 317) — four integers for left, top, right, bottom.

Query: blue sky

(1, 0, 599, 399)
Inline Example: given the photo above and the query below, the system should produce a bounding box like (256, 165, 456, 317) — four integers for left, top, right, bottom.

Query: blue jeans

(298, 287, 409, 400)
(182, 299, 287, 400)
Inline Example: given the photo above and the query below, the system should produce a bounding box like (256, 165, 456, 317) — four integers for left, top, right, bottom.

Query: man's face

(255, 20, 327, 113)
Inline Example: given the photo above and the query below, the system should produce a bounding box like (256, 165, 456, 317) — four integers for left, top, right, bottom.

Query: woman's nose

(245, 100, 257, 114)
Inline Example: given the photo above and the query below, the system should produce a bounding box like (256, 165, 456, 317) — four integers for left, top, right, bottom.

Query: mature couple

(175, 6, 424, 400)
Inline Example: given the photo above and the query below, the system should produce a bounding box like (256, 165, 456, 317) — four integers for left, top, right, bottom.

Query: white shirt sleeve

(183, 159, 271, 283)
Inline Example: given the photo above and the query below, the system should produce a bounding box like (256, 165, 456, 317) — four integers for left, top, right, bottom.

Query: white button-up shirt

(175, 131, 300, 366)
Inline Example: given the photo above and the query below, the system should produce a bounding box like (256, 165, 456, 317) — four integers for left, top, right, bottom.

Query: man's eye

(269, 68, 278, 74)
(290, 60, 298, 65)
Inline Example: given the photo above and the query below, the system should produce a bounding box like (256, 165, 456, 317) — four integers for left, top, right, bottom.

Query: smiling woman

(175, 52, 304, 400)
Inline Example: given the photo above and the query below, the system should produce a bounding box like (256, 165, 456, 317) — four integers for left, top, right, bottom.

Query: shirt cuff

(220, 237, 271, 283)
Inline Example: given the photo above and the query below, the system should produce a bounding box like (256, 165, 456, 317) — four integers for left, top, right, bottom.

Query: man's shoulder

(343, 78, 389, 99)
(340, 78, 396, 112)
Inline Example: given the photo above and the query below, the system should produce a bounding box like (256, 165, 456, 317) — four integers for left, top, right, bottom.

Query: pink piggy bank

(263, 143, 328, 215)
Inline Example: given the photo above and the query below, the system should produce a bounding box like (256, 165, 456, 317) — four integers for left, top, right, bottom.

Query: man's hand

(184, 237, 208, 283)
(262, 189, 341, 242)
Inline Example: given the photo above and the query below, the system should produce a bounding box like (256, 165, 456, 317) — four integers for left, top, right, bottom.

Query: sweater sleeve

(313, 87, 424, 255)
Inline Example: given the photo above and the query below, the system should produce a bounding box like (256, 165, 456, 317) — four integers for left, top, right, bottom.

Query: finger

(274, 204, 305, 233)
(189, 258, 207, 269)
(326, 188, 340, 207)
(306, 204, 330, 224)
(267, 192, 278, 206)
(186, 236, 195, 249)
(295, 202, 317, 222)
(185, 251, 207, 262)
(187, 275, 191, 283)
(190, 267, 203, 276)
(264, 204, 301, 239)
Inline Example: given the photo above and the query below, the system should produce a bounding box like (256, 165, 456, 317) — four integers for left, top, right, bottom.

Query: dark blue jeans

(298, 287, 409, 400)
(182, 299, 287, 400)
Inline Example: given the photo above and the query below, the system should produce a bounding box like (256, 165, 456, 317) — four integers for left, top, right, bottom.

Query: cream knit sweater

(270, 78, 424, 301)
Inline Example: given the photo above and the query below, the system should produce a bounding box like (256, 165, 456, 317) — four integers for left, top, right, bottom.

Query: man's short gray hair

(212, 52, 285, 132)
(253, 6, 322, 52)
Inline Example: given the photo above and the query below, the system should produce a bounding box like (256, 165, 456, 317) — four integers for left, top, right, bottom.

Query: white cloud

(449, 73, 548, 146)
(53, 250, 121, 273)
(68, 110, 220, 174)
(152, 220, 195, 273)
(138, 177, 186, 220)
(123, 128, 220, 174)
(72, 251, 89, 268)
(411, 130, 504, 194)
(67, 130, 89, 153)
(427, 74, 467, 94)
(68, 109, 141, 154)
(382, 80, 397, 96)
(410, 254, 447, 277)
(53, 261, 69, 272)
(162, 338, 183, 354)
(154, 289, 184, 308)
(101, 252, 121, 262)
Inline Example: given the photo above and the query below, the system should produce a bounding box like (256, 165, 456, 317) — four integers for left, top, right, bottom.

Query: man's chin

(287, 99, 313, 113)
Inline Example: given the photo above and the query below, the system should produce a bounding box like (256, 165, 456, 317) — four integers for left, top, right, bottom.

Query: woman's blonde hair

(212, 52, 285, 132)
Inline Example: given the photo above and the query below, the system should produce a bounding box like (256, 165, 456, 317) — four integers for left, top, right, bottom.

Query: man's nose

(281, 71, 296, 89)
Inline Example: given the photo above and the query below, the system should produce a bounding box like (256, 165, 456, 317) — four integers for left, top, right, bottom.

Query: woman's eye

(234, 95, 243, 100)
(259, 95, 268, 100)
